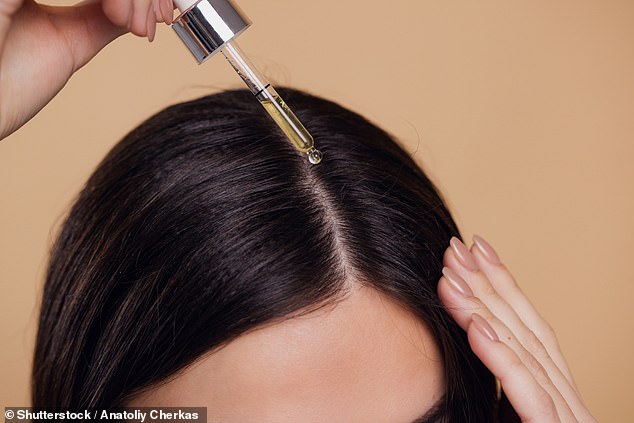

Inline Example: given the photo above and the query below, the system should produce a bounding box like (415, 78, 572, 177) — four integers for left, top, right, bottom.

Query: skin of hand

(0, 0, 173, 140)
(438, 235, 598, 423)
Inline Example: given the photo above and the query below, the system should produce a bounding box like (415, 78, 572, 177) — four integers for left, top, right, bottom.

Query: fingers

(438, 268, 577, 422)
(470, 235, 576, 385)
(158, 0, 173, 24)
(443, 238, 578, 388)
(438, 235, 598, 423)
(467, 313, 560, 422)
(129, 0, 151, 37)
(101, 0, 174, 41)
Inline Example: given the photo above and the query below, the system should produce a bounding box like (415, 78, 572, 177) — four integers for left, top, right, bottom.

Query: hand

(0, 0, 174, 140)
(437, 235, 597, 422)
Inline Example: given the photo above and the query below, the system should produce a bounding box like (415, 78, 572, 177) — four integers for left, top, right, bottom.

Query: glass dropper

(220, 41, 322, 164)
(171, 0, 322, 164)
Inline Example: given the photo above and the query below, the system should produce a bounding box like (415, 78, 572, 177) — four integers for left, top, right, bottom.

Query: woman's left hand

(437, 235, 597, 422)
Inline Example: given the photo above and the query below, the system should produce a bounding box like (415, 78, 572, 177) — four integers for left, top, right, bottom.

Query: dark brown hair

(32, 88, 496, 421)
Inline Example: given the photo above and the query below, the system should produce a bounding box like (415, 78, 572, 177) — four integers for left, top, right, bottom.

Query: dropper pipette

(171, 0, 322, 164)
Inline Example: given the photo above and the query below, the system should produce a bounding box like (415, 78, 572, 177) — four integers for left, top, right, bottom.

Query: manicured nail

(450, 237, 478, 271)
(472, 314, 499, 342)
(473, 234, 501, 265)
(442, 267, 473, 297)
(147, 7, 156, 42)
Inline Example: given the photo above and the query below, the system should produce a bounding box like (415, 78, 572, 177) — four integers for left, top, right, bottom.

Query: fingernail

(442, 267, 473, 297)
(147, 7, 156, 42)
(472, 314, 499, 342)
(450, 237, 478, 271)
(161, 0, 173, 25)
(473, 234, 501, 265)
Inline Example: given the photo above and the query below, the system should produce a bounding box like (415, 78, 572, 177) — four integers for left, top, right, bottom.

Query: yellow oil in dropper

(221, 41, 322, 164)
(259, 95, 322, 164)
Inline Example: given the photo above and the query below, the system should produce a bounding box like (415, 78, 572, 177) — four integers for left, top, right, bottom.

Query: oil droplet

(307, 148, 323, 165)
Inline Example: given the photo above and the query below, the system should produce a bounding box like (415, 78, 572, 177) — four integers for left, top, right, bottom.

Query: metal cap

(172, 0, 251, 64)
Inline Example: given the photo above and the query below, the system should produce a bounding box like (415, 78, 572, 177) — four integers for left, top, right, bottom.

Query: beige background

(1, 0, 633, 420)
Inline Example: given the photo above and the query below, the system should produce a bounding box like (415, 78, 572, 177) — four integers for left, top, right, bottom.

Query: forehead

(131, 286, 445, 422)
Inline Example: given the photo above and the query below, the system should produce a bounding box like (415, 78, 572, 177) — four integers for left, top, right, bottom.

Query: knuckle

(536, 321, 558, 345)
(471, 270, 497, 295)
(474, 274, 502, 303)
(523, 352, 551, 386)
(506, 352, 526, 375)
(482, 279, 498, 297)
(523, 330, 548, 356)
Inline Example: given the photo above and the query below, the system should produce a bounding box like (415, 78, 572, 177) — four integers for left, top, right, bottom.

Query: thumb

(43, 0, 127, 73)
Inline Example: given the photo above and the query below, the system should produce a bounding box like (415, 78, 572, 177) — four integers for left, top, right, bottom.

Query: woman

(32, 88, 595, 422)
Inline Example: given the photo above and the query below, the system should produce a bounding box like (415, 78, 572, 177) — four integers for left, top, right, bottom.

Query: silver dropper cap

(172, 0, 251, 64)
